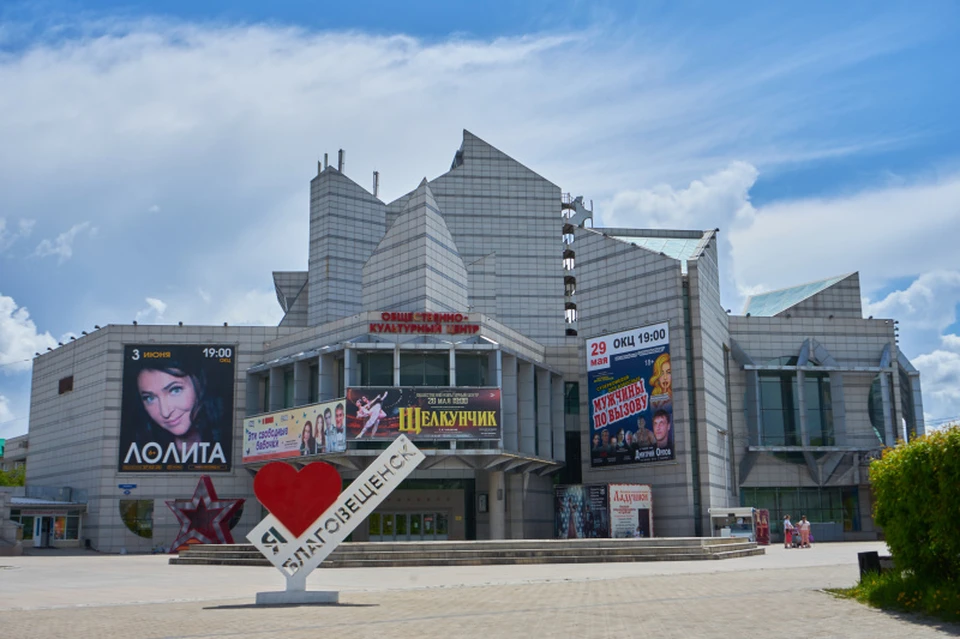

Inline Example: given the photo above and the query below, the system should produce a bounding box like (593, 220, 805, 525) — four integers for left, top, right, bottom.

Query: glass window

(564, 382, 580, 415)
(283, 369, 295, 408)
(9, 510, 34, 541)
(436, 512, 448, 535)
(360, 353, 394, 386)
(309, 365, 319, 404)
(120, 499, 154, 539)
(805, 374, 834, 446)
(759, 374, 798, 446)
(455, 354, 488, 387)
(65, 515, 80, 540)
(368, 513, 381, 536)
(261, 375, 270, 413)
(399, 353, 449, 386)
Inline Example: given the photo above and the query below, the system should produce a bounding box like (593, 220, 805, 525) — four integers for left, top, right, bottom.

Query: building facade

(20, 131, 923, 551)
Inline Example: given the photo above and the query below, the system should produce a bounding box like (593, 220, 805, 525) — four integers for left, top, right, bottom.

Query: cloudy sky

(1, 1, 959, 439)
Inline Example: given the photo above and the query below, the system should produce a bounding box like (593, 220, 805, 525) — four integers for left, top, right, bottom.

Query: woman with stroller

(783, 514, 794, 549)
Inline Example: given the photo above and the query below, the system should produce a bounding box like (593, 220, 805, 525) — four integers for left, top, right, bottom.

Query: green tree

(0, 466, 25, 487)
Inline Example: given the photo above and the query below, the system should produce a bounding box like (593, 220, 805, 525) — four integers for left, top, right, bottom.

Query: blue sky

(1, 0, 960, 437)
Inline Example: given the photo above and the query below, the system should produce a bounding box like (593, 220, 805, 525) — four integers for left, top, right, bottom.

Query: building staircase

(170, 537, 762, 568)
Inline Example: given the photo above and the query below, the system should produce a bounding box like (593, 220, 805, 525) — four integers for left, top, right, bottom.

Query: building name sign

(369, 311, 480, 335)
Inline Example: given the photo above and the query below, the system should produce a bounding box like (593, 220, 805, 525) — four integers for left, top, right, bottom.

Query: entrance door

(369, 512, 450, 541)
(33, 516, 53, 548)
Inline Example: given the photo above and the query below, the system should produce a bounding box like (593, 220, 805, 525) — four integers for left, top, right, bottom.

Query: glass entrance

(369, 512, 450, 541)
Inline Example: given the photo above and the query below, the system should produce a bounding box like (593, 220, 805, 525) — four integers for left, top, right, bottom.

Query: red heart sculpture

(253, 461, 342, 538)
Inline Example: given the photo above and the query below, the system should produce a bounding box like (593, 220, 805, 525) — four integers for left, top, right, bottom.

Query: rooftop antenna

(373, 171, 380, 197)
(338, 149, 345, 173)
(323, 153, 329, 170)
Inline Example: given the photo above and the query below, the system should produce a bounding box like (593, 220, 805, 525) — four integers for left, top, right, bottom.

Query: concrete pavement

(1, 542, 957, 637)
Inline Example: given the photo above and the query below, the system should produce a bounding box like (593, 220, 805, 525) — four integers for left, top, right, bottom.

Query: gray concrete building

(18, 131, 923, 551)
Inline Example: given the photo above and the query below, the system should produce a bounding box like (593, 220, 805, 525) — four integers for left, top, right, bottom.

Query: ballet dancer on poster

(355, 391, 389, 439)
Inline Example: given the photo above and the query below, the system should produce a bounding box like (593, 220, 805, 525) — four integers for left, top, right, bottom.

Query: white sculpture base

(255, 590, 340, 605)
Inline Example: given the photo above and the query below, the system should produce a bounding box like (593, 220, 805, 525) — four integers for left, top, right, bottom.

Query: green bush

(870, 425, 960, 582)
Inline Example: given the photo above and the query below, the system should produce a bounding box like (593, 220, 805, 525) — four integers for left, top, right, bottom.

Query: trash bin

(858, 551, 881, 579)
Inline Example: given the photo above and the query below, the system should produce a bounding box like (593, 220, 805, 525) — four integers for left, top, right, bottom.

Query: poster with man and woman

(587, 321, 674, 467)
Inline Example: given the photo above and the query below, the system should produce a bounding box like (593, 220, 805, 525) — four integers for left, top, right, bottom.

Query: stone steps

(170, 538, 763, 568)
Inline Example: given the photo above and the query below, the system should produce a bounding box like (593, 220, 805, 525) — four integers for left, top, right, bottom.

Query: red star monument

(166, 475, 244, 552)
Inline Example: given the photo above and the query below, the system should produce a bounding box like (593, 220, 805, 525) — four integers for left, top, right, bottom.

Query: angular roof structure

(743, 273, 856, 317)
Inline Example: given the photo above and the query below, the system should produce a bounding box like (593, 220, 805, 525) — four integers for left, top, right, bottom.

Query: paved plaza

(1, 542, 958, 638)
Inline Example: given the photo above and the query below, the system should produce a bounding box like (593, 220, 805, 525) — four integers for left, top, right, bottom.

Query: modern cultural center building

(17, 131, 924, 552)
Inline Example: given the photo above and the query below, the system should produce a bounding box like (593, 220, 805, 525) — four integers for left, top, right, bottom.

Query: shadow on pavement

(204, 602, 378, 610)
(864, 605, 960, 636)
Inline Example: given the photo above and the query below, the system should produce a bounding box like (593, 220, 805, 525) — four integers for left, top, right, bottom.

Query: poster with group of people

(118, 344, 236, 473)
(242, 398, 347, 463)
(586, 321, 675, 467)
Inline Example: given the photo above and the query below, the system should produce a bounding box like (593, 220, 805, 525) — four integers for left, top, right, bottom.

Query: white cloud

(730, 172, 960, 299)
(134, 297, 168, 323)
(34, 221, 97, 263)
(859, 274, 960, 427)
(0, 395, 12, 424)
(0, 218, 35, 253)
(864, 271, 960, 333)
(913, 347, 960, 429)
(0, 294, 57, 371)
(600, 161, 759, 307)
(603, 161, 758, 229)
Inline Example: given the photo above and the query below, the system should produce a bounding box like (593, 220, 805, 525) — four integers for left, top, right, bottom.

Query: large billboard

(555, 484, 609, 539)
(345, 387, 501, 440)
(587, 321, 674, 467)
(119, 344, 236, 473)
(242, 398, 347, 464)
(608, 483, 654, 538)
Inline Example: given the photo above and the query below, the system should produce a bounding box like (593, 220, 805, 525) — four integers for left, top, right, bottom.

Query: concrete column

(507, 473, 525, 539)
(318, 353, 337, 400)
(488, 470, 506, 540)
(830, 373, 847, 446)
(268, 367, 284, 412)
(551, 374, 565, 461)
(393, 345, 401, 386)
(796, 370, 809, 446)
(449, 347, 457, 386)
(293, 359, 310, 406)
(518, 361, 536, 455)
(536, 368, 551, 458)
(501, 354, 518, 450)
